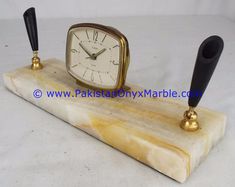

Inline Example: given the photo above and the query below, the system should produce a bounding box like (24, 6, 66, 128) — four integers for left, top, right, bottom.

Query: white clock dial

(67, 27, 121, 89)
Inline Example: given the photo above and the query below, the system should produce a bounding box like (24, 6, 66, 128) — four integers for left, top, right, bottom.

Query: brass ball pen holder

(180, 35, 224, 132)
(23, 7, 43, 70)
(3, 7, 226, 183)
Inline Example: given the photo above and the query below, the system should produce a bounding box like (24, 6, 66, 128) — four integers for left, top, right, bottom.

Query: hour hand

(93, 48, 106, 58)
(86, 48, 106, 60)
(79, 43, 94, 59)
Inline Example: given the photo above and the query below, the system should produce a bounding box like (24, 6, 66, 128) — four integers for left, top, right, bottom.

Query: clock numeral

(113, 45, 119, 48)
(110, 60, 119, 65)
(83, 68, 88, 77)
(102, 34, 107, 42)
(98, 72, 102, 83)
(85, 30, 89, 40)
(71, 64, 78, 68)
(93, 30, 98, 41)
(91, 71, 94, 82)
(71, 49, 78, 53)
(110, 75, 115, 82)
(73, 33, 80, 41)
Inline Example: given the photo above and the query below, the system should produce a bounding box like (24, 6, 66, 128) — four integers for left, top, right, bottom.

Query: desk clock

(66, 23, 130, 91)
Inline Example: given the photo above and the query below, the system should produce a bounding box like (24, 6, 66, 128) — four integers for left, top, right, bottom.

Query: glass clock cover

(66, 23, 129, 90)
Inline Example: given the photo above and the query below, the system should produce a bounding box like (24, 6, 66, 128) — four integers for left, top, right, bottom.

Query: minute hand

(79, 43, 93, 58)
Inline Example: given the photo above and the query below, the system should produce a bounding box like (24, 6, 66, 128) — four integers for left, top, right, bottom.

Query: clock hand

(85, 48, 106, 60)
(93, 48, 106, 58)
(79, 43, 95, 59)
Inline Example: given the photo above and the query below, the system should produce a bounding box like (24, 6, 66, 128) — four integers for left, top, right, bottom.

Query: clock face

(66, 24, 124, 90)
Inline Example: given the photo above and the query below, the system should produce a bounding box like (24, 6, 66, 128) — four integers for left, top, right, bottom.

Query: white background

(0, 0, 235, 20)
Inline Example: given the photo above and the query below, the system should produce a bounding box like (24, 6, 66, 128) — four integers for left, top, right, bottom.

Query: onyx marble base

(3, 59, 226, 183)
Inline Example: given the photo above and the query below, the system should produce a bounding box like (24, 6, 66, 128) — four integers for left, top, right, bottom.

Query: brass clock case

(66, 23, 130, 91)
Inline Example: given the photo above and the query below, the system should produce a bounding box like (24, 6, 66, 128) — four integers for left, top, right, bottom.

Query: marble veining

(3, 59, 226, 183)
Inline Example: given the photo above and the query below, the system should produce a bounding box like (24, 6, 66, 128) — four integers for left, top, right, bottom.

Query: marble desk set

(3, 8, 226, 183)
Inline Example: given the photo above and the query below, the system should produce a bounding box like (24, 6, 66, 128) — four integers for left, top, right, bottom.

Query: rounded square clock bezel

(66, 23, 130, 91)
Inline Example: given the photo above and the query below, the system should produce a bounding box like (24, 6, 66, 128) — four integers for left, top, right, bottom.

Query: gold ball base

(31, 56, 43, 70)
(180, 108, 199, 132)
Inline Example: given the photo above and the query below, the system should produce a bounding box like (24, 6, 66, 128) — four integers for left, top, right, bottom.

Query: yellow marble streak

(90, 115, 191, 178)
